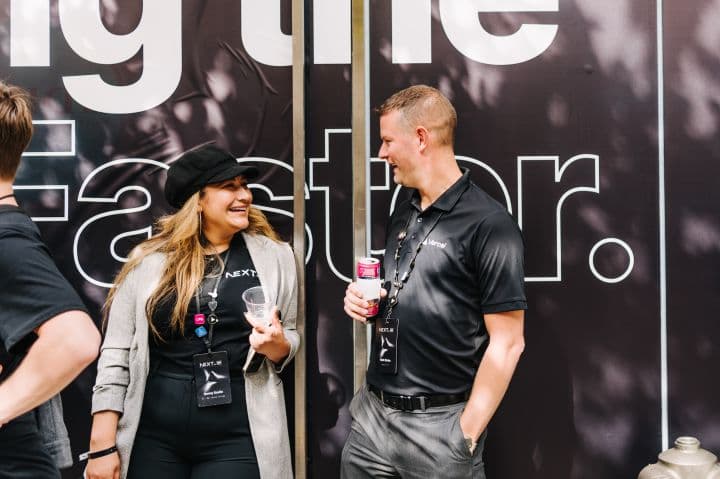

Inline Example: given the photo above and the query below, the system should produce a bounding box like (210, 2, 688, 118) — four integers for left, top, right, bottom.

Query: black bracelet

(78, 445, 118, 462)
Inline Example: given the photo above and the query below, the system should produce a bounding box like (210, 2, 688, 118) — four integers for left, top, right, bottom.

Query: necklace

(193, 249, 231, 352)
(384, 209, 445, 318)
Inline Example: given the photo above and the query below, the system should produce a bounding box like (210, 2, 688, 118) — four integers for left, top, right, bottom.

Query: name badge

(376, 316, 399, 375)
(192, 350, 232, 407)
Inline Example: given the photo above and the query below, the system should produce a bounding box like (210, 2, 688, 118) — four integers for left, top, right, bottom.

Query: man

(342, 85, 527, 478)
(0, 81, 101, 478)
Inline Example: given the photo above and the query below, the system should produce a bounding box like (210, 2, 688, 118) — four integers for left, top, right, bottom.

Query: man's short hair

(0, 81, 33, 181)
(377, 85, 457, 146)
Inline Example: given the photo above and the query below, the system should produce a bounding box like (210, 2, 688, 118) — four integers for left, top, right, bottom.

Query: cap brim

(205, 164, 259, 185)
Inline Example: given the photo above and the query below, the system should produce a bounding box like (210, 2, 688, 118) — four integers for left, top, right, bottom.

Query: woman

(85, 144, 299, 479)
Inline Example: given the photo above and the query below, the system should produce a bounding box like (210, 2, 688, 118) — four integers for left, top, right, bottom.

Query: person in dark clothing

(86, 144, 299, 479)
(0, 81, 100, 478)
(342, 85, 527, 478)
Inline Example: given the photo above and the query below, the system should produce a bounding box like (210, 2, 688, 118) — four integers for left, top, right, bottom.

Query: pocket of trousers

(348, 385, 368, 419)
(446, 409, 474, 461)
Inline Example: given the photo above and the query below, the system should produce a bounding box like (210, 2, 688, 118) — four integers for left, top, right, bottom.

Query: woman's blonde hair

(103, 191, 280, 339)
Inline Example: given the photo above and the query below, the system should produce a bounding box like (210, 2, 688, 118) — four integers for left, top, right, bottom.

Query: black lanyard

(385, 209, 444, 318)
(194, 249, 231, 353)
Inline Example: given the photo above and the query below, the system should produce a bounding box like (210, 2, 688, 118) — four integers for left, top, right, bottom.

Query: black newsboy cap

(164, 144, 258, 208)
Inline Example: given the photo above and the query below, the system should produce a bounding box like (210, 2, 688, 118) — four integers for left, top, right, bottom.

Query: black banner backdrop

(664, 0, 720, 453)
(0, 1, 717, 478)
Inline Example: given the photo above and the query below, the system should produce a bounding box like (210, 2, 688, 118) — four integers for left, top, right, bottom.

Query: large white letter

(59, 0, 182, 114)
(10, 0, 50, 66)
(74, 159, 167, 288)
(439, 0, 558, 65)
(242, 0, 291, 67)
(392, 0, 431, 64)
(518, 154, 599, 282)
(314, 0, 350, 64)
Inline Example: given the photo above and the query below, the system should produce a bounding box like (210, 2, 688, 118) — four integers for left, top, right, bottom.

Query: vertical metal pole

(292, 0, 307, 476)
(351, 0, 370, 392)
(655, 0, 669, 452)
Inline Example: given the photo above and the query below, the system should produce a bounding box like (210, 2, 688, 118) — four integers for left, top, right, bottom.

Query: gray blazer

(91, 233, 299, 479)
(37, 395, 73, 469)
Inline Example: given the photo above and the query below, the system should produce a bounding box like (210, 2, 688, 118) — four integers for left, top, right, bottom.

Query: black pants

(127, 370, 260, 479)
(0, 411, 59, 479)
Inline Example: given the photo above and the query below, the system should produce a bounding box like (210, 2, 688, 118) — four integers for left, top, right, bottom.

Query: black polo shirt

(367, 170, 527, 396)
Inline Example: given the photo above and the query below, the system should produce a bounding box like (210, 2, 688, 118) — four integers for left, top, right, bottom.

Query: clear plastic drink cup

(242, 286, 273, 325)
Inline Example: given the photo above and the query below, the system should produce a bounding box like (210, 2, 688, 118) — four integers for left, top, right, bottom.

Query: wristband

(78, 445, 118, 462)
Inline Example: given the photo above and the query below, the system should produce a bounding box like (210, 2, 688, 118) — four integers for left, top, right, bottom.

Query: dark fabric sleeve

(471, 211, 528, 314)
(0, 230, 88, 354)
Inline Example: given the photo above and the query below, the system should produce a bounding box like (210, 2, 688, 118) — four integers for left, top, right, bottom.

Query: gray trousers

(341, 385, 487, 479)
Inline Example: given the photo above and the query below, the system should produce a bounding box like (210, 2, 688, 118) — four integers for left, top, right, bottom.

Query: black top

(0, 206, 89, 383)
(367, 170, 527, 395)
(0, 205, 87, 381)
(149, 234, 261, 375)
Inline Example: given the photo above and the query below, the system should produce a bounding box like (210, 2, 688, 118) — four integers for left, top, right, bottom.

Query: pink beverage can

(357, 258, 381, 316)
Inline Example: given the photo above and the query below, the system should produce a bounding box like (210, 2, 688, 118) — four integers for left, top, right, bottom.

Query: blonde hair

(103, 192, 280, 339)
(0, 82, 33, 180)
(377, 85, 457, 146)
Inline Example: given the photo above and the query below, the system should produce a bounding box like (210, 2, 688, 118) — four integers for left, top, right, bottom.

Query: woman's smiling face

(199, 175, 253, 238)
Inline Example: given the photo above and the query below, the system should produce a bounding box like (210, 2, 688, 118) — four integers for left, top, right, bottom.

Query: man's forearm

(460, 311, 525, 441)
(0, 311, 100, 425)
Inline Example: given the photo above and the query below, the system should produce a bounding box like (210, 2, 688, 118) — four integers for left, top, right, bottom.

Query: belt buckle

(400, 395, 413, 411)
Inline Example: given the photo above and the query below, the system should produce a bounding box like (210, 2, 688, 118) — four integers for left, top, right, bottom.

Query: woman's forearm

(90, 410, 121, 449)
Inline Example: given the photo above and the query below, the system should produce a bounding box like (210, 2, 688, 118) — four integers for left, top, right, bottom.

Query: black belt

(368, 384, 470, 411)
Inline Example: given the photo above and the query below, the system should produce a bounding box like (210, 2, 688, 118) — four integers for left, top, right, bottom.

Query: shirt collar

(0, 204, 24, 215)
(409, 168, 470, 213)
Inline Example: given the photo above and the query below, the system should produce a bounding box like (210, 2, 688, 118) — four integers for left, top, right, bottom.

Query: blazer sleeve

(91, 265, 140, 415)
(273, 241, 300, 373)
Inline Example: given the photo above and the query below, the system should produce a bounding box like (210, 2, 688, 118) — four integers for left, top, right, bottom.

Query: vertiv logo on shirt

(422, 239, 448, 250)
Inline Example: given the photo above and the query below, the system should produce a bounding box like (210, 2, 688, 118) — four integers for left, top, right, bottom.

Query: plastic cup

(242, 286, 273, 325)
